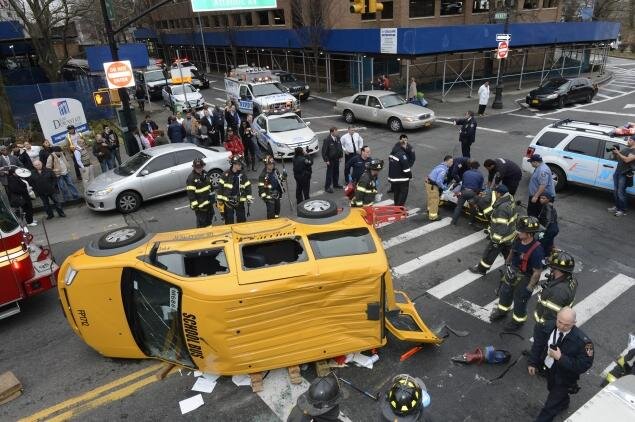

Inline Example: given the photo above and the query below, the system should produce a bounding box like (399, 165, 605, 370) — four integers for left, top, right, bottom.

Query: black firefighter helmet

(516, 216, 544, 233)
(548, 249, 575, 273)
(380, 374, 429, 421)
(296, 373, 342, 416)
(369, 158, 384, 171)
(229, 154, 245, 166)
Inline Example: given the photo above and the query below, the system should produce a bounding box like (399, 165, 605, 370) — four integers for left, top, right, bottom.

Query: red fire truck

(0, 192, 59, 319)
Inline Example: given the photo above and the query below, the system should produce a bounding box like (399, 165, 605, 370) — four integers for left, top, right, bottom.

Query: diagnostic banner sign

(191, 0, 276, 12)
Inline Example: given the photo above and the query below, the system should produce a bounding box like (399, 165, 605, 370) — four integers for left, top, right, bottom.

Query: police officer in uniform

(533, 250, 577, 330)
(490, 216, 545, 331)
(216, 154, 252, 224)
(528, 307, 594, 422)
(454, 110, 477, 158)
(351, 159, 383, 207)
(287, 373, 342, 422)
(379, 374, 431, 421)
(258, 155, 285, 219)
(186, 158, 214, 228)
(388, 134, 416, 206)
(469, 184, 517, 274)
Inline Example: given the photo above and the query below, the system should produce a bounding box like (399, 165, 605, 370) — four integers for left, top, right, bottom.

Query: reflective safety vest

(488, 193, 517, 244)
(186, 170, 212, 210)
(217, 170, 252, 205)
(351, 171, 378, 207)
(534, 273, 577, 324)
(258, 169, 284, 201)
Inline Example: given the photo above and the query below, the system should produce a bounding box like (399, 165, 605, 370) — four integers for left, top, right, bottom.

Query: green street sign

(191, 0, 277, 12)
(494, 12, 507, 20)
(105, 0, 115, 20)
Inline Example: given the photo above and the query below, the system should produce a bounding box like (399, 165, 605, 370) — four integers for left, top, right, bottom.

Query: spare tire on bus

(97, 226, 146, 250)
(297, 199, 338, 219)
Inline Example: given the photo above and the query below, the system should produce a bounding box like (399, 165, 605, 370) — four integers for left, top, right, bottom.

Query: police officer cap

(369, 159, 384, 171)
(379, 374, 429, 422)
(548, 250, 575, 273)
(296, 373, 342, 416)
(494, 184, 509, 194)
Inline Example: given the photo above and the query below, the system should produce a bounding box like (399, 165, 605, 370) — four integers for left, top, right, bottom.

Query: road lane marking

(21, 363, 164, 421)
(535, 89, 635, 116)
(383, 218, 452, 250)
(303, 114, 341, 119)
(427, 256, 506, 299)
(601, 344, 631, 377)
(215, 97, 226, 102)
(594, 93, 612, 99)
(599, 87, 628, 94)
(437, 119, 508, 134)
(574, 274, 634, 326)
(568, 109, 635, 118)
(526, 135, 535, 138)
(508, 113, 559, 121)
(607, 83, 635, 88)
(392, 229, 486, 276)
(315, 127, 366, 135)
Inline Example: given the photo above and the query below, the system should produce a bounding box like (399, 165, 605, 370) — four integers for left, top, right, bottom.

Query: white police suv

(522, 119, 635, 194)
(252, 112, 319, 159)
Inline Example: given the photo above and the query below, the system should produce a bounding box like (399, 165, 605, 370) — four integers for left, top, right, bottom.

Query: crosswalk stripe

(600, 87, 626, 94)
(382, 218, 452, 250)
(427, 256, 506, 299)
(594, 93, 611, 99)
(574, 274, 635, 326)
(601, 344, 631, 377)
(392, 229, 486, 276)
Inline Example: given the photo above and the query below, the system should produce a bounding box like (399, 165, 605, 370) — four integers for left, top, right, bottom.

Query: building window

(523, 0, 539, 9)
(361, 11, 376, 20)
(174, 19, 180, 29)
(543, 0, 558, 7)
(218, 15, 228, 27)
(209, 15, 218, 27)
(472, 0, 490, 13)
(244, 12, 253, 26)
(441, 0, 463, 15)
(257, 10, 270, 25)
(380, 1, 394, 19)
(233, 14, 242, 26)
(181, 18, 191, 28)
(272, 9, 285, 25)
(410, 0, 435, 18)
(199, 16, 209, 27)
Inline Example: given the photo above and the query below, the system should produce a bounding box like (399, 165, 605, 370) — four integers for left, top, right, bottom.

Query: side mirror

(140, 169, 149, 176)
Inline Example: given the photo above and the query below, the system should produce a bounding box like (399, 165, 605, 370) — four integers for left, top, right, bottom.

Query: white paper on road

(345, 352, 379, 369)
(232, 374, 251, 386)
(203, 373, 220, 383)
(179, 394, 204, 414)
(192, 377, 217, 394)
(193, 370, 203, 377)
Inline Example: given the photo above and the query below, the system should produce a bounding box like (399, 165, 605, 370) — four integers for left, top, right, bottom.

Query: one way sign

(496, 33, 511, 42)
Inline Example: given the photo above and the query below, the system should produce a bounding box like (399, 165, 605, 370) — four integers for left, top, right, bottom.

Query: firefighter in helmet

(379, 374, 431, 421)
(216, 154, 252, 224)
(186, 158, 213, 228)
(533, 250, 577, 329)
(287, 373, 342, 422)
(491, 216, 546, 331)
(258, 155, 285, 219)
(351, 158, 384, 207)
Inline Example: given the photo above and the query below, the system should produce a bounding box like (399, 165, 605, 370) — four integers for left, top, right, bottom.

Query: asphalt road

(1, 59, 634, 422)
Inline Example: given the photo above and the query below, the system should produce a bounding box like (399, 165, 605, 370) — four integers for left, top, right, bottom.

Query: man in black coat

(484, 157, 523, 196)
(454, 110, 477, 158)
(388, 134, 416, 206)
(528, 307, 594, 422)
(139, 115, 158, 134)
(31, 160, 65, 219)
(321, 127, 343, 193)
(293, 147, 312, 205)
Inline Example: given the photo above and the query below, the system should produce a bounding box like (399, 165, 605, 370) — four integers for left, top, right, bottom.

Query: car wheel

(97, 226, 146, 250)
(389, 117, 403, 132)
(548, 165, 567, 192)
(297, 199, 338, 219)
(116, 191, 141, 214)
(557, 96, 565, 108)
(207, 169, 223, 188)
(585, 93, 592, 103)
(343, 110, 355, 124)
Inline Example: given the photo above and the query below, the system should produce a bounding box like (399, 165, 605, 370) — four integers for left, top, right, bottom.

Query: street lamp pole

(492, 1, 511, 109)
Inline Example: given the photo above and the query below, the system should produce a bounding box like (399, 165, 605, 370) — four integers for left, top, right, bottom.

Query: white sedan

(162, 83, 205, 110)
(252, 112, 319, 159)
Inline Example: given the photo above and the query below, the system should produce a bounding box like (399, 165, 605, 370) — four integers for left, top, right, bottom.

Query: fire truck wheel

(97, 226, 146, 250)
(297, 199, 338, 219)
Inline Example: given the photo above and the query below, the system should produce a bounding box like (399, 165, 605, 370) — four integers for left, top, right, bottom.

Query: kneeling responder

(491, 216, 545, 331)
(186, 158, 213, 228)
(258, 155, 285, 219)
(287, 373, 342, 422)
(533, 250, 577, 330)
(379, 374, 431, 422)
(425, 155, 453, 221)
(351, 159, 384, 207)
(216, 154, 252, 224)
(469, 184, 517, 274)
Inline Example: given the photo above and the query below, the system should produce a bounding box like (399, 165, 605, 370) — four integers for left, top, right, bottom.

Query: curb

(309, 94, 338, 104)
(32, 198, 84, 213)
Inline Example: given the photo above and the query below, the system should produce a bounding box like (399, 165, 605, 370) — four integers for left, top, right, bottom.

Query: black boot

(490, 308, 507, 322)
(468, 265, 486, 275)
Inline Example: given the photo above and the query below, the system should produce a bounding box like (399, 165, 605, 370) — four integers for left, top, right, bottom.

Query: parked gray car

(334, 90, 435, 132)
(85, 144, 231, 213)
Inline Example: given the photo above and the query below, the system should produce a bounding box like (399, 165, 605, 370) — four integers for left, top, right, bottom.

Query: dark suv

(526, 77, 597, 109)
(271, 70, 310, 100)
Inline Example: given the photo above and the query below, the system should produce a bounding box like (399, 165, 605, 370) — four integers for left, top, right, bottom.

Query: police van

(224, 65, 300, 117)
(133, 66, 169, 101)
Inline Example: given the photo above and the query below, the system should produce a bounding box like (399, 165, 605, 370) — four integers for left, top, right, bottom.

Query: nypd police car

(252, 112, 319, 158)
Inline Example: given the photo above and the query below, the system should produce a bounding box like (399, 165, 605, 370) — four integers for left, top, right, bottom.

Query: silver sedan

(85, 144, 230, 213)
(334, 90, 435, 132)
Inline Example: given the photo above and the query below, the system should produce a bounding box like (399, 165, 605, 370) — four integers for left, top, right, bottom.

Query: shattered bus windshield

(121, 268, 194, 367)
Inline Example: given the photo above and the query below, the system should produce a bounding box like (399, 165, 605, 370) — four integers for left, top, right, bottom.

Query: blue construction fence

(5, 76, 116, 130)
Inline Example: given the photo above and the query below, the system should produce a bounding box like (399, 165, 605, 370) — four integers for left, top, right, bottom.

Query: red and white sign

(497, 41, 509, 59)
(103, 60, 135, 89)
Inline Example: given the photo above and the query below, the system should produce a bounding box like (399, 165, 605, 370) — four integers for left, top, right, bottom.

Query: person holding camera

(609, 136, 635, 217)
(293, 147, 312, 205)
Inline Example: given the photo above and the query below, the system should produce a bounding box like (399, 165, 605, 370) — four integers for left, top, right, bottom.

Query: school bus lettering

(182, 313, 204, 359)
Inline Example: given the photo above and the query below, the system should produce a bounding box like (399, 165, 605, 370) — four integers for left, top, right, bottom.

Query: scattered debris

(338, 377, 378, 401)
(451, 346, 511, 365)
(0, 371, 22, 404)
(192, 377, 217, 394)
(346, 352, 379, 369)
(179, 394, 204, 414)
(232, 374, 252, 387)
(193, 370, 203, 377)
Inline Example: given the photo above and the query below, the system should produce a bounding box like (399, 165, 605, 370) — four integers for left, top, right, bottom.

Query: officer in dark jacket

(448, 156, 470, 183)
(212, 106, 225, 144)
(31, 160, 65, 219)
(287, 373, 342, 422)
(454, 110, 477, 158)
(528, 307, 594, 422)
(351, 159, 383, 207)
(258, 155, 285, 219)
(216, 154, 252, 224)
(321, 127, 343, 193)
(388, 134, 416, 206)
(344, 145, 371, 184)
(484, 157, 523, 196)
(186, 158, 213, 228)
(293, 147, 312, 205)
(534, 250, 577, 328)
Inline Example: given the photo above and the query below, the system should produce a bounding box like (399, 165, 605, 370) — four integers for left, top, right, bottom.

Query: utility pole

(492, 0, 511, 109)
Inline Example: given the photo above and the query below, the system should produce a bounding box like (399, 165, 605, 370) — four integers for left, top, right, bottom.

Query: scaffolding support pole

(285, 50, 289, 72)
(442, 57, 447, 102)
(578, 47, 584, 77)
(469, 55, 476, 98)
(405, 58, 410, 99)
(540, 48, 548, 85)
(302, 51, 307, 83)
(560, 48, 566, 75)
(326, 53, 332, 93)
(518, 49, 527, 90)
(213, 47, 219, 72)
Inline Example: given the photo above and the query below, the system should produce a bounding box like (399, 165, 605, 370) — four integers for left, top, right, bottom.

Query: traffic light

(350, 0, 365, 13)
(368, 0, 383, 12)
(93, 90, 111, 107)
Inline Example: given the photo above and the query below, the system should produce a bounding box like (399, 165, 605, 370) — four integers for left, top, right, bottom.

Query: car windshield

(269, 115, 306, 132)
(251, 83, 283, 97)
(541, 79, 569, 90)
(121, 268, 194, 367)
(172, 85, 197, 95)
(115, 152, 151, 176)
(0, 195, 19, 233)
(381, 94, 407, 108)
(145, 71, 165, 82)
